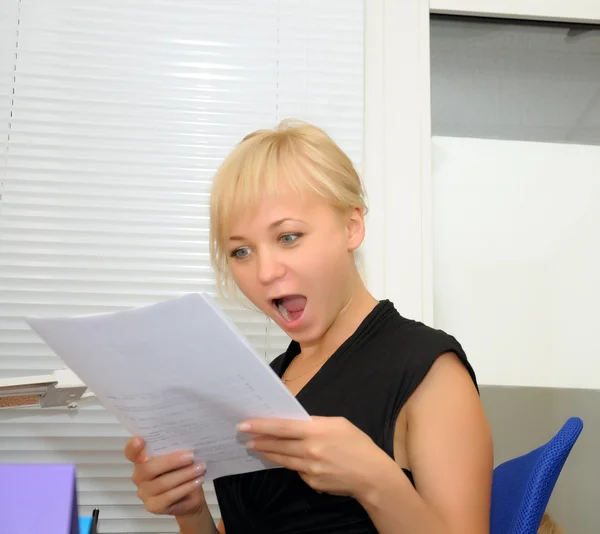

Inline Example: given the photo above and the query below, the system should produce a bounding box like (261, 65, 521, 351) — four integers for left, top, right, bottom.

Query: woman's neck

(299, 280, 379, 361)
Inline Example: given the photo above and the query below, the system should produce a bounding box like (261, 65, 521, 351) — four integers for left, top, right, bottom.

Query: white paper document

(26, 293, 310, 480)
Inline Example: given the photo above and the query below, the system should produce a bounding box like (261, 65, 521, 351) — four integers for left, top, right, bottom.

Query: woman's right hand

(125, 436, 207, 518)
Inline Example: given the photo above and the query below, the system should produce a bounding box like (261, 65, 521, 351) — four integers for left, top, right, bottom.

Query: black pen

(90, 508, 100, 534)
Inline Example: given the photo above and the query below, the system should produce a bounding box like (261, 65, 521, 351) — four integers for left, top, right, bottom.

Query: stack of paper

(26, 293, 309, 480)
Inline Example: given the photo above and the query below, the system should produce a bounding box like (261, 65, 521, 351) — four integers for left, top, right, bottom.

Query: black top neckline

(276, 300, 394, 399)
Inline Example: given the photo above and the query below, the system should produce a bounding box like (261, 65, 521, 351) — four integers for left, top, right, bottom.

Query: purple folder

(0, 464, 80, 534)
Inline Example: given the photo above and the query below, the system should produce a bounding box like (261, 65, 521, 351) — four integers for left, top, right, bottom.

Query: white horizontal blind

(0, 0, 364, 532)
(0, 0, 18, 181)
(277, 0, 364, 170)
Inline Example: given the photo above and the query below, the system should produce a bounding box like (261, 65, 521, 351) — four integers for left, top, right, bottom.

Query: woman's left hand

(238, 416, 394, 498)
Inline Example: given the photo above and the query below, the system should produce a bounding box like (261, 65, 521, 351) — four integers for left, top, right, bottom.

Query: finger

(260, 451, 308, 472)
(146, 476, 204, 515)
(141, 450, 196, 480)
(247, 437, 305, 458)
(125, 436, 148, 464)
(142, 461, 206, 498)
(238, 418, 310, 439)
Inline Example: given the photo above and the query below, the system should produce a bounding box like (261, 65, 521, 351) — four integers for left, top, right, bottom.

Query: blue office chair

(490, 416, 583, 534)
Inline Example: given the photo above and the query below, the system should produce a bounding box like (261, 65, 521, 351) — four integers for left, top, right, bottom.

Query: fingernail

(180, 451, 194, 463)
(246, 440, 255, 449)
(237, 422, 251, 432)
(194, 477, 204, 485)
(194, 463, 206, 474)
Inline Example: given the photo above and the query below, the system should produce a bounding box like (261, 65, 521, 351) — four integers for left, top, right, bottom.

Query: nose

(256, 248, 286, 285)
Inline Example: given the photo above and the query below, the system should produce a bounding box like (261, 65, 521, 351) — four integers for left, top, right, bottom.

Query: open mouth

(272, 295, 307, 323)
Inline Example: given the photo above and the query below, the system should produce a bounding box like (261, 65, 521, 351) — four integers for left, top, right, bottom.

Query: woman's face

(226, 184, 364, 344)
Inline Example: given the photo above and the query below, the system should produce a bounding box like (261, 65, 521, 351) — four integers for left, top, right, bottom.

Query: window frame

(363, 0, 434, 325)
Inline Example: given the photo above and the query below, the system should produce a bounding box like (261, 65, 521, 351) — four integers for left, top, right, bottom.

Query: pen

(90, 508, 100, 534)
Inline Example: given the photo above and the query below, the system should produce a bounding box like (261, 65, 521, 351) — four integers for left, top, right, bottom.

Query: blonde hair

(209, 119, 367, 295)
(538, 512, 566, 534)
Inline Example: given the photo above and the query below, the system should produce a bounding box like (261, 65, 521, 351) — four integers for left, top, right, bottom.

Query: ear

(346, 207, 365, 252)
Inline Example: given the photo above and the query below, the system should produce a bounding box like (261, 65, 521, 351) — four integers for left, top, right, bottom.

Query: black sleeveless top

(213, 300, 477, 533)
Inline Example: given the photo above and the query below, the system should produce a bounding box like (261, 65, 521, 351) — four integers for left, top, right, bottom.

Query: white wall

(432, 136, 600, 388)
(429, 14, 600, 533)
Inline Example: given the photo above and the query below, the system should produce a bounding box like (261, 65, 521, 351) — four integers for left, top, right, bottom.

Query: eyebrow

(228, 218, 303, 241)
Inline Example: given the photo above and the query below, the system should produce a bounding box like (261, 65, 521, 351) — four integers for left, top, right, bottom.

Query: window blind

(0, 0, 364, 532)
(1, 0, 18, 177)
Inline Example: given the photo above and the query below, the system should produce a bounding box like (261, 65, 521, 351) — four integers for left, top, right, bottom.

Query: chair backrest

(490, 416, 583, 534)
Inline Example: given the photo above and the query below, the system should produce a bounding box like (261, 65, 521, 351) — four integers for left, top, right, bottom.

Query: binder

(0, 464, 95, 534)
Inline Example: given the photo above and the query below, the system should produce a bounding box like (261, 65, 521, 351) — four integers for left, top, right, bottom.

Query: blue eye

(231, 246, 251, 258)
(280, 233, 301, 244)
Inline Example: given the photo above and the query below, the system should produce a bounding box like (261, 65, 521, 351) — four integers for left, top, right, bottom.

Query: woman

(125, 120, 494, 533)
(538, 513, 565, 534)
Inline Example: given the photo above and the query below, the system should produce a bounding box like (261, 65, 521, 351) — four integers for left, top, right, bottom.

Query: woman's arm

(176, 510, 222, 534)
(356, 352, 493, 534)
(240, 351, 493, 533)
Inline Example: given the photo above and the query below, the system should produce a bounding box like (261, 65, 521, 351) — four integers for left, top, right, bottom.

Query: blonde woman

(124, 121, 494, 534)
